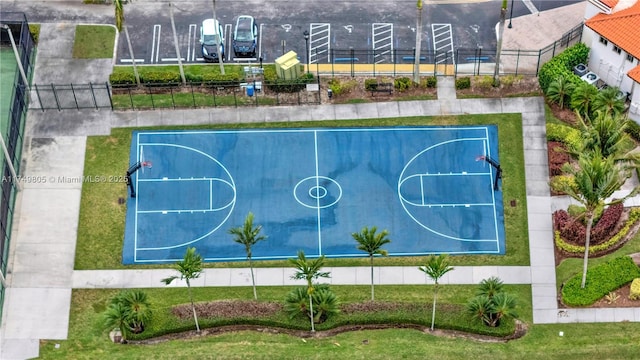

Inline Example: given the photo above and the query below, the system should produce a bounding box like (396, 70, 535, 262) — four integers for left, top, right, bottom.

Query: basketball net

(140, 146, 152, 173)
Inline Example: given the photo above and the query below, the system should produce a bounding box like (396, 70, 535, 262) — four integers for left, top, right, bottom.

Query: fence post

(148, 86, 155, 110)
(190, 82, 196, 108)
(34, 84, 44, 111)
(317, 75, 321, 105)
(350, 48, 355, 77)
(70, 83, 79, 110)
(515, 49, 520, 76)
(51, 84, 61, 111)
(106, 82, 113, 111)
(128, 87, 134, 110)
(170, 86, 175, 109)
(536, 49, 542, 76)
(89, 82, 98, 109)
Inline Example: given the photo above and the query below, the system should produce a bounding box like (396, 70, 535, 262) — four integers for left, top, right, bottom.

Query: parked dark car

(200, 18, 224, 62)
(233, 15, 258, 58)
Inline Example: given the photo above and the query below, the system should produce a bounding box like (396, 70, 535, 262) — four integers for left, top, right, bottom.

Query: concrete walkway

(2, 15, 640, 360)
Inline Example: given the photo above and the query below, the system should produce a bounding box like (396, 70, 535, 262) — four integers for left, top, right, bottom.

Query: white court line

(135, 126, 491, 136)
(151, 24, 161, 64)
(313, 130, 323, 255)
(485, 127, 501, 253)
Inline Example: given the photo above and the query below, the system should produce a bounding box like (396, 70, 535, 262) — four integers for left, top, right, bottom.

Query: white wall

(587, 36, 637, 94)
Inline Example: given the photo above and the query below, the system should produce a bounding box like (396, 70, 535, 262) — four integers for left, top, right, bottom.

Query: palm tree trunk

(430, 284, 438, 331)
(581, 213, 594, 288)
(308, 292, 315, 332)
(494, 4, 507, 86)
(370, 256, 375, 301)
(169, 2, 186, 85)
(413, 1, 423, 84)
(123, 26, 140, 86)
(249, 257, 257, 300)
(187, 280, 201, 332)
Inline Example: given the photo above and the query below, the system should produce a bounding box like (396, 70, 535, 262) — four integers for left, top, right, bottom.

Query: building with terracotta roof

(582, 0, 640, 121)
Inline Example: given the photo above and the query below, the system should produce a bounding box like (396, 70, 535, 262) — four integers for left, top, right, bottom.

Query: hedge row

(555, 207, 640, 255)
(562, 256, 640, 306)
(538, 42, 589, 93)
(553, 203, 624, 245)
(109, 71, 241, 86)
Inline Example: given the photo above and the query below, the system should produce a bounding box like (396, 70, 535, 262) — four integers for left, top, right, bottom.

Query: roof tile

(585, 0, 640, 58)
(628, 66, 640, 82)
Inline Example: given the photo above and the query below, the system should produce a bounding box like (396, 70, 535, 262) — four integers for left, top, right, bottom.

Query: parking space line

(151, 24, 161, 64)
(372, 23, 393, 64)
(187, 23, 197, 62)
(431, 23, 455, 64)
(309, 23, 330, 64)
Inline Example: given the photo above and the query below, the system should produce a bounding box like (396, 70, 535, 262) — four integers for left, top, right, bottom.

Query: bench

(370, 82, 393, 96)
(334, 57, 359, 63)
(465, 56, 490, 62)
(402, 56, 426, 62)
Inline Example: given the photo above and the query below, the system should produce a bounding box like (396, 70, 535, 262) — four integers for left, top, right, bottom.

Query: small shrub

(555, 208, 640, 255)
(422, 76, 437, 88)
(604, 291, 620, 304)
(562, 256, 640, 306)
(548, 141, 570, 176)
(28, 24, 40, 44)
(394, 77, 412, 92)
(546, 123, 581, 150)
(475, 75, 494, 89)
(109, 72, 136, 86)
(327, 78, 357, 96)
(284, 285, 339, 324)
(141, 71, 181, 85)
(364, 79, 378, 91)
(625, 120, 640, 143)
(500, 75, 521, 87)
(455, 77, 471, 90)
(202, 73, 241, 86)
(630, 278, 640, 300)
(550, 175, 576, 196)
(184, 73, 203, 84)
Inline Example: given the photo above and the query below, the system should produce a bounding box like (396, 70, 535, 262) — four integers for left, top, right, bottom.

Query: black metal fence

(0, 12, 36, 317)
(32, 82, 113, 111)
(314, 23, 584, 77)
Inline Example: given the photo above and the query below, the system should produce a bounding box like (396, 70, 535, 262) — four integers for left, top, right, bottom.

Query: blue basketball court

(123, 126, 505, 264)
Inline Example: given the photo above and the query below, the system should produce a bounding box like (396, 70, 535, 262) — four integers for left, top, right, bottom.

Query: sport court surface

(123, 126, 505, 264)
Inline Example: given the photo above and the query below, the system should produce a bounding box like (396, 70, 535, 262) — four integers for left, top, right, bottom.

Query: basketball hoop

(141, 161, 152, 169)
(475, 155, 486, 162)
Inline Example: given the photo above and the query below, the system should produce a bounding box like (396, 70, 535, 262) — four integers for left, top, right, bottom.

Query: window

(599, 36, 608, 46)
(627, 53, 634, 63)
(612, 45, 622, 55)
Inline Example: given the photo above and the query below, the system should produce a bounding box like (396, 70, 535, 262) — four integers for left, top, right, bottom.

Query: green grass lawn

(38, 284, 640, 359)
(75, 114, 528, 270)
(73, 25, 116, 59)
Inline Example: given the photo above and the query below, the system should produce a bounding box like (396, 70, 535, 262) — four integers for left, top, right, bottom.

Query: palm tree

(419, 255, 454, 331)
(493, 0, 508, 86)
(103, 302, 130, 343)
(467, 277, 517, 327)
(413, 0, 423, 84)
(119, 290, 152, 334)
(114, 0, 140, 85)
(553, 150, 632, 288)
(546, 75, 575, 109)
(162, 247, 203, 332)
(352, 226, 391, 301)
(570, 82, 598, 118)
(229, 212, 267, 300)
(592, 86, 625, 116)
(289, 250, 330, 332)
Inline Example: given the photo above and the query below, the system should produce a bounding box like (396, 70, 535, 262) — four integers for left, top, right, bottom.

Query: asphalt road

(1, 0, 582, 65)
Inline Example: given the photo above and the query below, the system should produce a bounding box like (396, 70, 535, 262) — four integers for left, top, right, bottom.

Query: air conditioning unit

(581, 71, 600, 85)
(630, 103, 639, 114)
(573, 63, 588, 77)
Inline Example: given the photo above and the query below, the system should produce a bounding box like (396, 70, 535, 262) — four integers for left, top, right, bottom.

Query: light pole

(303, 30, 310, 72)
(508, 0, 514, 28)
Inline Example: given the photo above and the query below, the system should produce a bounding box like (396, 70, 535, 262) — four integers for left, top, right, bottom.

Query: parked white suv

(200, 19, 224, 62)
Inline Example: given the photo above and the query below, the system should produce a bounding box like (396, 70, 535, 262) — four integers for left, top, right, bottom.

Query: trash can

(247, 85, 254, 97)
